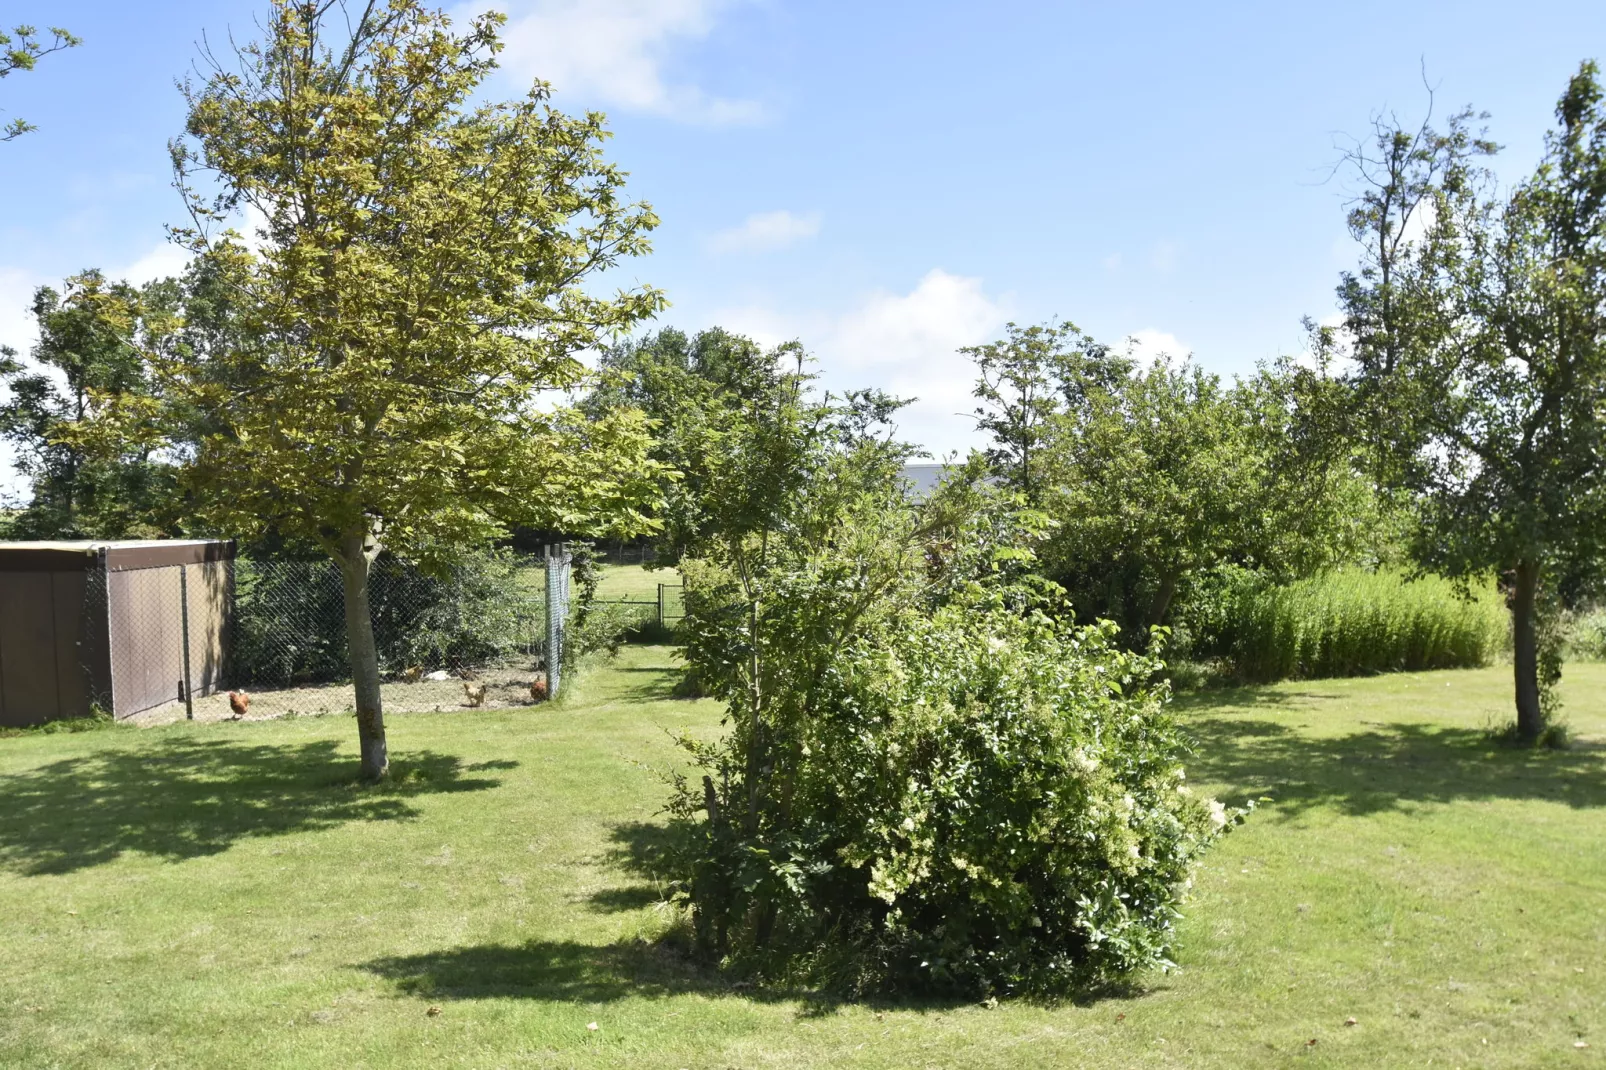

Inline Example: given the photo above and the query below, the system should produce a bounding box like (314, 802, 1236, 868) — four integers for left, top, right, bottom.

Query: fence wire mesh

(87, 548, 571, 725)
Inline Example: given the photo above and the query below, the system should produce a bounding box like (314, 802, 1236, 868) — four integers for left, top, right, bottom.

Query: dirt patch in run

(126, 666, 549, 726)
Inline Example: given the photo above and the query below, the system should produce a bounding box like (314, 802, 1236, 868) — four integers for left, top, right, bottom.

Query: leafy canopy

(129, 0, 669, 564)
(1329, 62, 1606, 738)
(664, 359, 1241, 995)
(0, 272, 181, 539)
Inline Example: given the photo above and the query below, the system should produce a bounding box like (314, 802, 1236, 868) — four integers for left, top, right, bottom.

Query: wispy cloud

(121, 242, 191, 286)
(474, 0, 763, 125)
(706, 210, 821, 255)
(717, 269, 1011, 455)
(0, 267, 40, 358)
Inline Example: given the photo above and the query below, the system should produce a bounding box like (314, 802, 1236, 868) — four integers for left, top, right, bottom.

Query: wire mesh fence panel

(658, 583, 686, 625)
(91, 550, 571, 725)
(544, 547, 571, 699)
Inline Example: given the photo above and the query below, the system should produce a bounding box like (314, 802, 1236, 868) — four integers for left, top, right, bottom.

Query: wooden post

(178, 564, 194, 721)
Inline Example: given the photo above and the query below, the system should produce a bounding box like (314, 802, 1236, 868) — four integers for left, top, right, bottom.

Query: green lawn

(1, 650, 1602, 1068)
(592, 563, 675, 603)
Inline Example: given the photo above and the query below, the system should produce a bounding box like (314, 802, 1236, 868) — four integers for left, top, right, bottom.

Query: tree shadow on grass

(364, 938, 725, 1004)
(362, 936, 1151, 1018)
(0, 736, 512, 875)
(1183, 716, 1606, 818)
(599, 663, 692, 703)
(1169, 686, 1342, 713)
(585, 819, 678, 914)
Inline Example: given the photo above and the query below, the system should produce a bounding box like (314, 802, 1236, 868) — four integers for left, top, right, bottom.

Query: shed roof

(0, 539, 235, 571)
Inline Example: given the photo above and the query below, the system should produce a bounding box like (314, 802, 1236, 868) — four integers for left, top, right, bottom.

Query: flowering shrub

(669, 566, 1242, 997)
(657, 364, 1243, 997)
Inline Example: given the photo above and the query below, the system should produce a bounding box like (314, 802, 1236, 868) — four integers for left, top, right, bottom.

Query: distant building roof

(899, 463, 951, 499)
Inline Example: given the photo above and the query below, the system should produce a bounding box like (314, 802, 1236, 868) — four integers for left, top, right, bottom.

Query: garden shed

(0, 539, 235, 727)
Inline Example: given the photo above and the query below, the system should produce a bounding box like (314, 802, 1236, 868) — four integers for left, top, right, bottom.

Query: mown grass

(1, 646, 1602, 1068)
(592, 563, 673, 603)
(1223, 569, 1508, 682)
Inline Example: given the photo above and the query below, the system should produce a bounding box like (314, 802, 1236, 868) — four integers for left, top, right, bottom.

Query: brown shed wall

(0, 541, 233, 725)
(0, 570, 110, 727)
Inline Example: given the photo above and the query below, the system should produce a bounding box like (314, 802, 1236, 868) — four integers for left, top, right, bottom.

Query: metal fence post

(178, 564, 194, 721)
(657, 582, 665, 628)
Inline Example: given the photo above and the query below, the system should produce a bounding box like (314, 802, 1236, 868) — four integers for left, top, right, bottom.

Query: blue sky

(2, 0, 1604, 465)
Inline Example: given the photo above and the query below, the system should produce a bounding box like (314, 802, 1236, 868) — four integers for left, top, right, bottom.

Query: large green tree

(117, 0, 666, 778)
(1, 22, 78, 142)
(965, 321, 1123, 507)
(0, 271, 180, 538)
(967, 326, 1373, 648)
(1333, 64, 1606, 742)
(586, 327, 791, 561)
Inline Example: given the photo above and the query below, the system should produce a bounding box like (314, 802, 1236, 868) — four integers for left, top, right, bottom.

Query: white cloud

(715, 269, 1011, 457)
(474, 0, 762, 124)
(0, 267, 41, 358)
(1124, 328, 1190, 368)
(706, 210, 821, 255)
(121, 241, 191, 286)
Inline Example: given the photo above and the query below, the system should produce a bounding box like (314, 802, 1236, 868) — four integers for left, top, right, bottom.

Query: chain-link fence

(86, 547, 572, 725)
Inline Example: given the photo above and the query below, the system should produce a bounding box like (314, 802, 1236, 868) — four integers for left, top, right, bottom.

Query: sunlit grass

(592, 563, 675, 603)
(1, 647, 1600, 1067)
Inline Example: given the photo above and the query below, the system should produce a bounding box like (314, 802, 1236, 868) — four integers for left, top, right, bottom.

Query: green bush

(1214, 569, 1505, 683)
(1564, 606, 1606, 661)
(664, 425, 1244, 997)
(671, 571, 1241, 997)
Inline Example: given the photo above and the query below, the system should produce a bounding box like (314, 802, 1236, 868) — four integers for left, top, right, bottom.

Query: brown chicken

(529, 678, 549, 704)
(462, 680, 487, 708)
(400, 665, 424, 684)
(227, 690, 250, 719)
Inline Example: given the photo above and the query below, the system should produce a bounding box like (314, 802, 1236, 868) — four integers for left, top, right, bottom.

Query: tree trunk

(1145, 571, 1180, 631)
(338, 529, 388, 780)
(1509, 559, 1543, 744)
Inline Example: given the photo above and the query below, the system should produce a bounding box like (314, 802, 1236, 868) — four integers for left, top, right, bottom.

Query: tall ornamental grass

(1226, 570, 1506, 683)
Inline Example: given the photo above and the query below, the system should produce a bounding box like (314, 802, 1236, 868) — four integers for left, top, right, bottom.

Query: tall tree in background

(967, 324, 1368, 649)
(586, 327, 787, 561)
(1333, 63, 1606, 743)
(1036, 357, 1364, 646)
(0, 271, 180, 538)
(119, 0, 666, 779)
(965, 321, 1118, 506)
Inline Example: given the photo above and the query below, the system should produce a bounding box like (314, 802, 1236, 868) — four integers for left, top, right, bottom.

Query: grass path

(1, 649, 1601, 1068)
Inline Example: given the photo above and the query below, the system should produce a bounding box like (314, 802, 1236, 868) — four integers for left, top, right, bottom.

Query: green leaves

(0, 271, 181, 539)
(0, 22, 80, 142)
(1335, 62, 1606, 736)
(157, 0, 667, 562)
(662, 421, 1237, 995)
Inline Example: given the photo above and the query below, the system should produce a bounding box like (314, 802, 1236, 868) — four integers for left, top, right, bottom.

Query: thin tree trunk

(338, 528, 388, 780)
(1509, 559, 1543, 744)
(1145, 571, 1180, 631)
